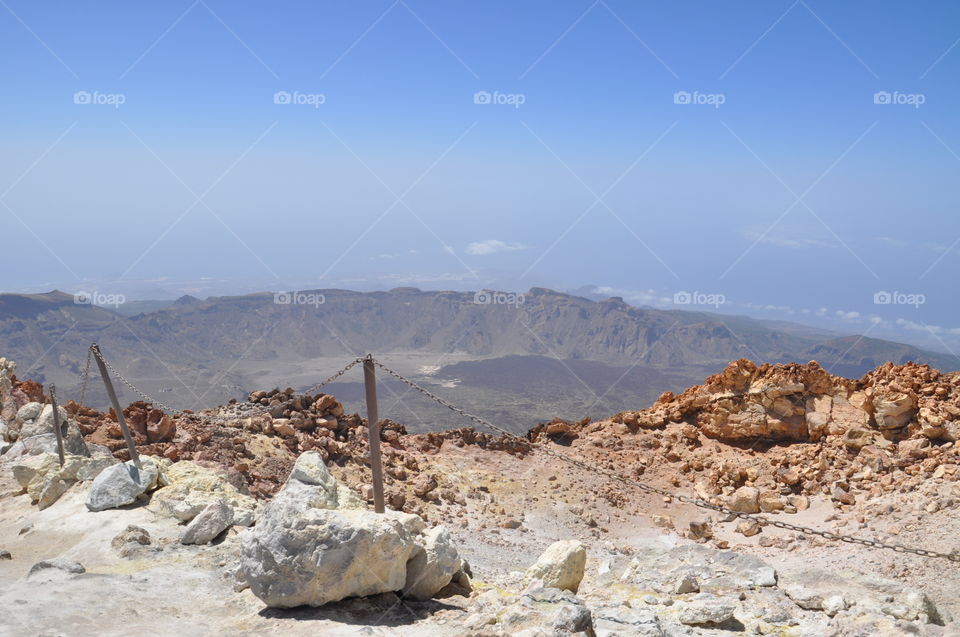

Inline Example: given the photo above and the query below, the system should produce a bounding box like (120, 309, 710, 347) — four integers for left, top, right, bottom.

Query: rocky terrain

(1, 288, 955, 430)
(2, 353, 960, 636)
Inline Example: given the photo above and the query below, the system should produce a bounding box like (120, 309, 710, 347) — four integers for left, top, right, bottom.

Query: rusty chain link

(372, 359, 960, 563)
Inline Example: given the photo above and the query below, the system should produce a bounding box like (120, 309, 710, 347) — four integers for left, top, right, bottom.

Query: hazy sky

(2, 1, 959, 353)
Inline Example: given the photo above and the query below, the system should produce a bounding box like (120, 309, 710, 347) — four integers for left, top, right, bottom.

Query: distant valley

(0, 287, 954, 433)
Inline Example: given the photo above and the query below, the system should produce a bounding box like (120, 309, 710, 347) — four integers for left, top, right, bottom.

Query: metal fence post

(91, 345, 141, 469)
(363, 354, 386, 513)
(49, 384, 65, 466)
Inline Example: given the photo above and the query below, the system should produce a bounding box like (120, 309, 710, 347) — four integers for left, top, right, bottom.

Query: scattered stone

(181, 500, 234, 545)
(524, 540, 587, 593)
(111, 525, 152, 557)
(674, 572, 700, 594)
(0, 550, 11, 560)
(150, 461, 258, 526)
(677, 593, 737, 626)
(728, 486, 760, 514)
(28, 558, 86, 580)
(736, 519, 761, 537)
(86, 457, 163, 512)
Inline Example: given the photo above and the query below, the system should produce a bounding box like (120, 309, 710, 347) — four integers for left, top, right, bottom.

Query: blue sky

(2, 1, 960, 353)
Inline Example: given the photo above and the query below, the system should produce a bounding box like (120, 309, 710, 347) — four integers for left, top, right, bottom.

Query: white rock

(403, 525, 461, 600)
(86, 458, 162, 512)
(180, 500, 233, 545)
(822, 595, 847, 616)
(524, 540, 587, 593)
(20, 404, 68, 439)
(150, 461, 256, 526)
(241, 507, 424, 608)
(239, 451, 462, 608)
(16, 402, 43, 425)
(677, 593, 737, 625)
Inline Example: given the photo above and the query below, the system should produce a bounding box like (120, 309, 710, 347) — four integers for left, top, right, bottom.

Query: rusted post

(91, 344, 141, 469)
(363, 354, 386, 513)
(49, 384, 65, 466)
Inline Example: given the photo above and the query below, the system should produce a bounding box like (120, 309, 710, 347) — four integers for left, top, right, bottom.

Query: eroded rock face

(239, 452, 463, 608)
(614, 359, 960, 446)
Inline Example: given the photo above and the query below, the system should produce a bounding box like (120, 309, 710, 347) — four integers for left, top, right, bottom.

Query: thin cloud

(465, 239, 529, 256)
(745, 230, 834, 249)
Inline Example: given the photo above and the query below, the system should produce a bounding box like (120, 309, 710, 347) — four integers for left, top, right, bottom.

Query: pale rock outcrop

(3, 402, 90, 460)
(463, 587, 594, 636)
(524, 540, 587, 593)
(13, 452, 117, 509)
(677, 593, 737, 625)
(150, 461, 258, 526)
(239, 451, 462, 608)
(20, 404, 68, 439)
(86, 456, 165, 511)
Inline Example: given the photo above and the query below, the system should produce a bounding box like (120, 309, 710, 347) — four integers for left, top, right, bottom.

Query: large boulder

(150, 461, 258, 526)
(242, 507, 425, 608)
(239, 451, 462, 608)
(524, 540, 587, 593)
(86, 457, 164, 512)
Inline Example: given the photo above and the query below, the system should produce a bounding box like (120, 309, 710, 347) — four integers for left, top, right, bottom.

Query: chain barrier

(85, 345, 363, 428)
(371, 359, 960, 563)
(78, 346, 92, 407)
(67, 346, 960, 562)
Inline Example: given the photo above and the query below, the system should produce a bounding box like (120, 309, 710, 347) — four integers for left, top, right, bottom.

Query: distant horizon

(3, 279, 956, 358)
(3, 1, 959, 361)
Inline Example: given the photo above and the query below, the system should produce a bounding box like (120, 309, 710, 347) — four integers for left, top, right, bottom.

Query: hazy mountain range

(0, 287, 954, 433)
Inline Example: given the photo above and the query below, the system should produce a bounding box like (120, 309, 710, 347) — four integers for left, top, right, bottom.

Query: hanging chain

(301, 358, 365, 397)
(85, 345, 362, 425)
(78, 346, 92, 407)
(371, 359, 960, 563)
